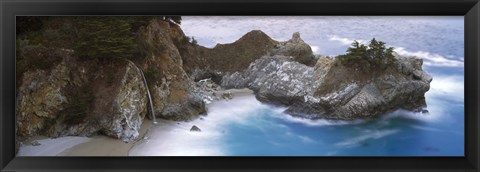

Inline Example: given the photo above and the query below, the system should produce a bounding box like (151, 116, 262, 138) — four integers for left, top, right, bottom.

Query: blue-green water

(135, 82, 463, 156)
(218, 92, 464, 156)
(138, 16, 464, 156)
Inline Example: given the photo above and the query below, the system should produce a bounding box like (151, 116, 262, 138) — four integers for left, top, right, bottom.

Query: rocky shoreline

(18, 88, 253, 156)
(15, 17, 432, 153)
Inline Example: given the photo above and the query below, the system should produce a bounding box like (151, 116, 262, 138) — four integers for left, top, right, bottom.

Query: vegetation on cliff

(337, 38, 396, 71)
(15, 16, 431, 147)
(16, 16, 182, 60)
(74, 17, 138, 59)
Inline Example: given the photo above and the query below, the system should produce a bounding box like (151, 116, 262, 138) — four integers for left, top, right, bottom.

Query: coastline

(128, 88, 254, 156)
(17, 88, 254, 156)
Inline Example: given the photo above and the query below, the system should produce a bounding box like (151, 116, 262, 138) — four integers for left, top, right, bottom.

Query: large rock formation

(16, 47, 148, 142)
(180, 31, 316, 82)
(16, 17, 209, 143)
(222, 55, 315, 105)
(222, 48, 432, 120)
(270, 32, 317, 66)
(15, 16, 432, 147)
(135, 19, 206, 121)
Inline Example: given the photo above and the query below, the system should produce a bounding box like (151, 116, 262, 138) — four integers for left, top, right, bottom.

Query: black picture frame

(1, 0, 479, 171)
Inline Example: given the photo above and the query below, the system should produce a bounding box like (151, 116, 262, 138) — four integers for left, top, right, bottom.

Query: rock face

(222, 51, 432, 120)
(222, 55, 314, 105)
(270, 32, 317, 66)
(135, 19, 206, 121)
(16, 47, 148, 142)
(15, 17, 208, 143)
(194, 78, 235, 104)
(180, 31, 316, 82)
(181, 30, 277, 78)
(15, 16, 432, 145)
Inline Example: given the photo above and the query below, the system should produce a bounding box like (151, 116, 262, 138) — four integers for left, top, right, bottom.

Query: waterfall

(131, 62, 158, 125)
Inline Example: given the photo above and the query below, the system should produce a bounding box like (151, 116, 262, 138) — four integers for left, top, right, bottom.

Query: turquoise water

(218, 93, 464, 156)
(150, 16, 464, 156)
(134, 84, 464, 156)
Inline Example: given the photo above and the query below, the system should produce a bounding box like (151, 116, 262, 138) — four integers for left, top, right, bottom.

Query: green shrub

(337, 38, 395, 71)
(191, 37, 198, 45)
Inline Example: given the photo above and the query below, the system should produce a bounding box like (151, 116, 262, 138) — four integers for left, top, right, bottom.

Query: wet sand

(59, 118, 154, 156)
(18, 88, 254, 156)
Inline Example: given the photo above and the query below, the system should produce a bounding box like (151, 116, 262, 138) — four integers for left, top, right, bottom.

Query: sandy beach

(17, 88, 254, 156)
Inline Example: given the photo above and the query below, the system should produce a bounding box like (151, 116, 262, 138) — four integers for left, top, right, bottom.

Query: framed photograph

(1, 0, 479, 171)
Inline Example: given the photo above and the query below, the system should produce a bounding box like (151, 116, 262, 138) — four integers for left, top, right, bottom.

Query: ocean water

(139, 16, 464, 156)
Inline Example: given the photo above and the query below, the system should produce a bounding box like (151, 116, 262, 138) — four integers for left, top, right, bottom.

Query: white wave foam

(129, 94, 268, 156)
(394, 47, 463, 67)
(128, 121, 225, 156)
(328, 35, 368, 45)
(426, 74, 464, 102)
(182, 16, 462, 63)
(335, 129, 399, 148)
(382, 109, 442, 123)
(310, 45, 320, 55)
(377, 73, 464, 124)
(327, 35, 464, 68)
(271, 112, 367, 127)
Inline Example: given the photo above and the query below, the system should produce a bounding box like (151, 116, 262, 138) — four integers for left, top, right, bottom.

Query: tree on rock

(337, 38, 395, 71)
(73, 17, 137, 59)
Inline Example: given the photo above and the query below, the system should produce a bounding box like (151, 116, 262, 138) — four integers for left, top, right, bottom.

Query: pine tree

(337, 38, 395, 70)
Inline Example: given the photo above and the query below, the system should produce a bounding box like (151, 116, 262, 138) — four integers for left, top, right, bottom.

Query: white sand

(128, 118, 225, 156)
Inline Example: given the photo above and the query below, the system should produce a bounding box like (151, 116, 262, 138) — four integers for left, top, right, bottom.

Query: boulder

(190, 125, 202, 132)
(31, 140, 41, 146)
(270, 32, 317, 66)
(222, 55, 314, 106)
(221, 91, 233, 100)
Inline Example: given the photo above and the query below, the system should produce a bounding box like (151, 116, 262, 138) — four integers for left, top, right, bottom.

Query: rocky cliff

(15, 16, 432, 151)
(16, 48, 148, 142)
(134, 19, 206, 121)
(221, 38, 432, 120)
(16, 17, 206, 144)
(180, 31, 316, 82)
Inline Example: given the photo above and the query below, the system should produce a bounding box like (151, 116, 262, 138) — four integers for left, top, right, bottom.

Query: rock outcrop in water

(222, 44, 432, 120)
(15, 16, 432, 149)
